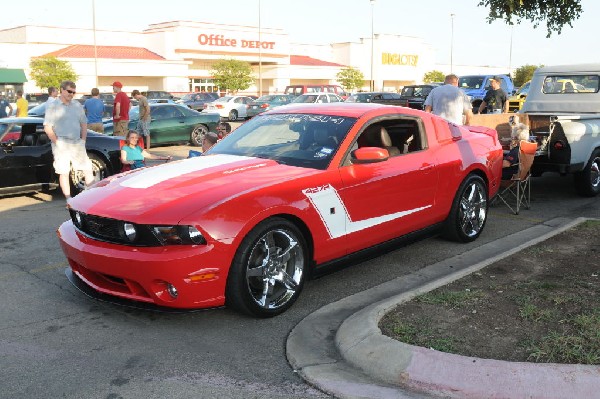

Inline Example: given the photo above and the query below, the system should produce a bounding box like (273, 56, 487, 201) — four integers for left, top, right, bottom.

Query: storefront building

(0, 21, 506, 97)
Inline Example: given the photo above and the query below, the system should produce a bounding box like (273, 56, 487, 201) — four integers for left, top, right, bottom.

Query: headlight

(122, 223, 137, 242)
(151, 225, 206, 245)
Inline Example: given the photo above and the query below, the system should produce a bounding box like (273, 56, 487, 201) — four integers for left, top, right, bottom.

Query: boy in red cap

(112, 81, 131, 136)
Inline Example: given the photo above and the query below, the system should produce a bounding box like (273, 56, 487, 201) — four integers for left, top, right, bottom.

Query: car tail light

(260, 103, 269, 108)
(215, 104, 224, 109)
(554, 140, 565, 150)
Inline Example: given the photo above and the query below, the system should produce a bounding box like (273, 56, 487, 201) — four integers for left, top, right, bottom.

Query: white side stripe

(120, 155, 255, 189)
(303, 184, 431, 239)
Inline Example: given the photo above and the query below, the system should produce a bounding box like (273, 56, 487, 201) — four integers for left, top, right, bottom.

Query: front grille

(69, 210, 160, 246)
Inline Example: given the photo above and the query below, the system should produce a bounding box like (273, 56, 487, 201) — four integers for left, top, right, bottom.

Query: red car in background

(58, 103, 503, 317)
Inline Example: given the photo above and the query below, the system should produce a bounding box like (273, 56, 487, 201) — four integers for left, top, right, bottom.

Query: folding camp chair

(493, 140, 537, 214)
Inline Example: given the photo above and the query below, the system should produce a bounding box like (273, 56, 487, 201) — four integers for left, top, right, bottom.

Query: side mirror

(352, 147, 389, 164)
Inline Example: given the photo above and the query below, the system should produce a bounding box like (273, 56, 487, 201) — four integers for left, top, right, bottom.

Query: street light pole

(508, 25, 514, 76)
(92, 0, 98, 87)
(450, 13, 455, 74)
(258, 0, 262, 97)
(370, 0, 376, 91)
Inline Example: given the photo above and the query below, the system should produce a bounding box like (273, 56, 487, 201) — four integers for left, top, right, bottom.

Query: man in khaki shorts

(112, 81, 130, 136)
(44, 80, 94, 202)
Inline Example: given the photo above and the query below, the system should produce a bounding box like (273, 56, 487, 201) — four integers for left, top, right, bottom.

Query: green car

(246, 94, 295, 118)
(104, 103, 221, 146)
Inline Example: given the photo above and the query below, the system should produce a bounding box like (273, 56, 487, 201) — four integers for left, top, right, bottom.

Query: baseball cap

(112, 81, 123, 88)
(490, 76, 501, 83)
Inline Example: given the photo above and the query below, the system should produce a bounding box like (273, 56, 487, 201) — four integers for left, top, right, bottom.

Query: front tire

(574, 149, 600, 197)
(190, 124, 208, 146)
(443, 175, 488, 242)
(226, 218, 308, 317)
(228, 109, 238, 121)
(70, 153, 108, 196)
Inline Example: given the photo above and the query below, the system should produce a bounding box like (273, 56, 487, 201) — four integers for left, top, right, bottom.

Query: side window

(150, 106, 168, 120)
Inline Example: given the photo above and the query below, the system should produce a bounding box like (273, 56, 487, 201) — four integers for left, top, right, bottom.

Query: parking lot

(1, 138, 599, 398)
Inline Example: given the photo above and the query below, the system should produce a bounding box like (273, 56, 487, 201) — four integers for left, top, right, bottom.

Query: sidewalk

(287, 217, 600, 399)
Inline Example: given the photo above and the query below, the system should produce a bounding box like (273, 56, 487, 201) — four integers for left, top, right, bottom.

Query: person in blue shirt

(502, 123, 530, 179)
(0, 93, 13, 118)
(121, 130, 170, 169)
(83, 88, 105, 133)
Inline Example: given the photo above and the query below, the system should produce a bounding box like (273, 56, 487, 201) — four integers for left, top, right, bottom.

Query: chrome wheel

(245, 228, 305, 310)
(575, 150, 600, 197)
(590, 156, 600, 189)
(70, 153, 107, 195)
(228, 109, 238, 121)
(459, 180, 487, 239)
(443, 175, 488, 242)
(190, 124, 208, 147)
(226, 218, 308, 317)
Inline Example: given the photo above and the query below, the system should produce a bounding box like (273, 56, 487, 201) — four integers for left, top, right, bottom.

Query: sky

(3, 0, 598, 70)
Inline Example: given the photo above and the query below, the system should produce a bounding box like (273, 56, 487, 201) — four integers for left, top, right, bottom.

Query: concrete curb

(335, 217, 600, 398)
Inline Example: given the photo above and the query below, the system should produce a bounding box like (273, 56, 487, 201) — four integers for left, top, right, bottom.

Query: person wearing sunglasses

(43, 80, 94, 203)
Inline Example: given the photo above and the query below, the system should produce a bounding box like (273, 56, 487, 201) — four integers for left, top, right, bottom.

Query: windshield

(459, 76, 486, 89)
(208, 113, 357, 170)
(515, 81, 530, 96)
(345, 93, 371, 103)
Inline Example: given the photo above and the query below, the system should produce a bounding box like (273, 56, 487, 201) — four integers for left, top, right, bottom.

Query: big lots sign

(198, 33, 275, 50)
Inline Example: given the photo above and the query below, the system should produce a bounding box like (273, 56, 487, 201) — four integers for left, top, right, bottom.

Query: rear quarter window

(542, 75, 600, 94)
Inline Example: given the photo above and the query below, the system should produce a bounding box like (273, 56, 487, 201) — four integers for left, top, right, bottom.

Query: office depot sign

(198, 34, 275, 50)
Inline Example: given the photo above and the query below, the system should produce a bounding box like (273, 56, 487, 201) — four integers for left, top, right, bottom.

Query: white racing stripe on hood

(120, 154, 255, 189)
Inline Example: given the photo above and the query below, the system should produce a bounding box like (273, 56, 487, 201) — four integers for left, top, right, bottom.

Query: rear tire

(574, 149, 600, 197)
(443, 175, 488, 242)
(228, 109, 238, 121)
(225, 218, 308, 317)
(70, 153, 108, 196)
(190, 124, 208, 147)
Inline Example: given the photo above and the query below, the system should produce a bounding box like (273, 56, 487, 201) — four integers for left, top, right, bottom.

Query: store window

(189, 78, 220, 94)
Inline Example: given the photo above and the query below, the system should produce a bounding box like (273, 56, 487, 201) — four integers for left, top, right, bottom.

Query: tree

(210, 59, 254, 94)
(29, 56, 78, 90)
(336, 67, 365, 92)
(513, 64, 543, 87)
(423, 70, 445, 83)
(478, 0, 582, 37)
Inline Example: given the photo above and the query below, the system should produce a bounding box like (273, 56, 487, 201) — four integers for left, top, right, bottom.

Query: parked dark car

(176, 92, 220, 111)
(26, 93, 49, 108)
(0, 117, 123, 197)
(345, 92, 404, 105)
(28, 102, 114, 121)
(246, 94, 295, 117)
(143, 90, 179, 101)
(103, 103, 221, 147)
(77, 92, 115, 105)
(399, 84, 441, 110)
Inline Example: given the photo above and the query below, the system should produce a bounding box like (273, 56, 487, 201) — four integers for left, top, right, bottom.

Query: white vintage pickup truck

(520, 63, 600, 196)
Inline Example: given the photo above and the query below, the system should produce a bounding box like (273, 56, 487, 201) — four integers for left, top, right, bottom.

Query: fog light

(167, 283, 178, 298)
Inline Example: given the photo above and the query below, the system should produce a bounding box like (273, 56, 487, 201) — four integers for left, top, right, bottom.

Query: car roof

(266, 102, 418, 118)
(535, 63, 600, 74)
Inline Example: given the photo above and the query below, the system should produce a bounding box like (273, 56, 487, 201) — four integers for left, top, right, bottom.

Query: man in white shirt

(424, 74, 473, 125)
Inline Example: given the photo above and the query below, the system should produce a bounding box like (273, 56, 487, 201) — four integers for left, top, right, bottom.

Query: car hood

(71, 154, 318, 224)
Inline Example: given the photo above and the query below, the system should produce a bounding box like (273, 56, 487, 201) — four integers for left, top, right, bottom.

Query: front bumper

(57, 220, 231, 309)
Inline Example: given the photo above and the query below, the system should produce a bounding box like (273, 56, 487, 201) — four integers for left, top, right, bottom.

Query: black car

(345, 92, 404, 105)
(399, 84, 441, 110)
(28, 102, 114, 121)
(0, 117, 123, 197)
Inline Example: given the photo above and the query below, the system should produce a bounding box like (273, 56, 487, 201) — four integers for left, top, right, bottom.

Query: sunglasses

(63, 89, 76, 95)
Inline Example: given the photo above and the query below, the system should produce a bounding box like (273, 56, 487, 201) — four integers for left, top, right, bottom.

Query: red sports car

(58, 103, 503, 317)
